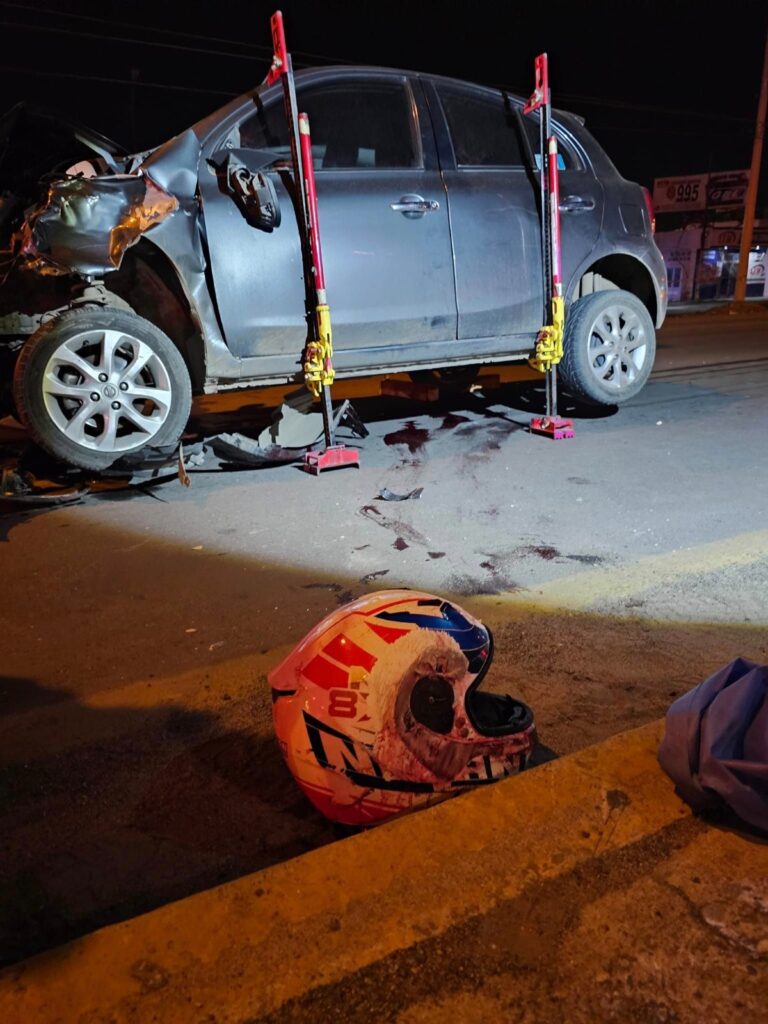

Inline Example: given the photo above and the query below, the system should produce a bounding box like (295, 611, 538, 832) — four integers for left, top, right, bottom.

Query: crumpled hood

(18, 174, 179, 277)
(0, 102, 128, 249)
(3, 111, 204, 278)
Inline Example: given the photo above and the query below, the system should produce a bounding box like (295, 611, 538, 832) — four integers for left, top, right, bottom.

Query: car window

(438, 86, 528, 167)
(520, 112, 577, 170)
(234, 80, 421, 170)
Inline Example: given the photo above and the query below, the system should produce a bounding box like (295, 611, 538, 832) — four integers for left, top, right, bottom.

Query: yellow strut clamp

(303, 304, 335, 398)
(528, 295, 565, 373)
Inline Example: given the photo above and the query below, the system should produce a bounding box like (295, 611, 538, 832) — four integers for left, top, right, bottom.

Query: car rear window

(520, 112, 578, 170)
(236, 80, 421, 170)
(438, 86, 528, 167)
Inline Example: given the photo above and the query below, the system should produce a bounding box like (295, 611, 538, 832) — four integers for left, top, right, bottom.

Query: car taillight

(641, 187, 655, 234)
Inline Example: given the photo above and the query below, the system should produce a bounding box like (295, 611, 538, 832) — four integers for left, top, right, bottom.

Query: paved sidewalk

(2, 720, 765, 1023)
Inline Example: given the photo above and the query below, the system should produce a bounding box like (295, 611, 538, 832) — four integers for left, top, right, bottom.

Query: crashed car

(0, 68, 667, 471)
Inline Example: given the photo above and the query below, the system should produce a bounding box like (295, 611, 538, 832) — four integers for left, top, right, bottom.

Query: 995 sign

(673, 182, 699, 202)
(653, 174, 708, 213)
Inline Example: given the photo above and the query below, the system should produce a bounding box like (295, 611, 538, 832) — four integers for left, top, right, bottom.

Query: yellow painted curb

(0, 720, 689, 1023)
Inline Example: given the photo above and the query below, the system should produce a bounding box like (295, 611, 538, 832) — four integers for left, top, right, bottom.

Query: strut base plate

(530, 416, 575, 440)
(303, 446, 360, 475)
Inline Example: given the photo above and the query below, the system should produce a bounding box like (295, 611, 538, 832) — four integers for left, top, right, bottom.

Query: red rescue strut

(523, 54, 574, 440)
(267, 11, 359, 473)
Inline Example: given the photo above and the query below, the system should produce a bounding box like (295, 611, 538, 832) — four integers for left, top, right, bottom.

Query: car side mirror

(211, 151, 282, 232)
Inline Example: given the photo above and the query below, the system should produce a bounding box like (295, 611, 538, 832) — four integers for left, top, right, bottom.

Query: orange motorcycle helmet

(269, 590, 536, 826)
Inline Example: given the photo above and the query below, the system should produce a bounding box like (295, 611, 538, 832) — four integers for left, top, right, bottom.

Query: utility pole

(734, 28, 768, 302)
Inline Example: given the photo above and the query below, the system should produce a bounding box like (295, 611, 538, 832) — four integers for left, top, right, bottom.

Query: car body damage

(10, 125, 208, 280)
(0, 102, 125, 248)
(1, 66, 667, 472)
(18, 173, 178, 277)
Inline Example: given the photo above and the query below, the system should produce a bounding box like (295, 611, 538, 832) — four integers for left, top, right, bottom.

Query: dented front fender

(19, 172, 178, 277)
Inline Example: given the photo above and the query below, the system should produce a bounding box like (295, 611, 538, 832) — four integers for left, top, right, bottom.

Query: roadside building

(653, 170, 767, 302)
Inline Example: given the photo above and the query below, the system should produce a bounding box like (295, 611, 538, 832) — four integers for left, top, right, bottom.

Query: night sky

(2, 0, 767, 202)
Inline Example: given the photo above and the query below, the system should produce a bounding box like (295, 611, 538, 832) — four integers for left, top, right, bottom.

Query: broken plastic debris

(360, 569, 390, 584)
(376, 487, 424, 502)
(0, 467, 89, 509)
(256, 393, 368, 450)
(207, 433, 300, 467)
(207, 397, 367, 468)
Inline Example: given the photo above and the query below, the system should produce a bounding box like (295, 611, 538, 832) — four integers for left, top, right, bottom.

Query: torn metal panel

(142, 197, 237, 383)
(140, 129, 202, 200)
(127, 131, 235, 381)
(20, 173, 178, 277)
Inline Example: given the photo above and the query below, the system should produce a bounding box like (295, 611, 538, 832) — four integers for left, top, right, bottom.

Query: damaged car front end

(1, 109, 225, 470)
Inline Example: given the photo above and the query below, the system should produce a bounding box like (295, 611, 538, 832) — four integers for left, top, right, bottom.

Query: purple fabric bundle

(658, 658, 768, 832)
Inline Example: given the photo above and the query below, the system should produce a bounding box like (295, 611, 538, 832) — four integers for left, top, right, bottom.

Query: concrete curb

(0, 720, 689, 1023)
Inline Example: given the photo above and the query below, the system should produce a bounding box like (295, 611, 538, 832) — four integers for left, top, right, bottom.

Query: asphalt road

(1, 312, 767, 965)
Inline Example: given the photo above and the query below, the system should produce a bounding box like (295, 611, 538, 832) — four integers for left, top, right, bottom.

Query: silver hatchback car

(4, 66, 667, 471)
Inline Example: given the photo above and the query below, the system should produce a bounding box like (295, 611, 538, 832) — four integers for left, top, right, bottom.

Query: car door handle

(559, 195, 596, 212)
(390, 194, 440, 216)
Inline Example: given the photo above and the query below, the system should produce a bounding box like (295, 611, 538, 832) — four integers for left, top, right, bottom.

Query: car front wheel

(13, 307, 192, 471)
(559, 290, 656, 405)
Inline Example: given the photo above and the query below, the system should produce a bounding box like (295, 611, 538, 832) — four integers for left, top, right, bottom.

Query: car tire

(13, 307, 192, 472)
(559, 290, 656, 406)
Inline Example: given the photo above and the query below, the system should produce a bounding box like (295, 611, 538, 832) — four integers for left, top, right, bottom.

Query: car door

(198, 72, 457, 374)
(426, 80, 543, 349)
(425, 81, 603, 351)
(519, 110, 605, 304)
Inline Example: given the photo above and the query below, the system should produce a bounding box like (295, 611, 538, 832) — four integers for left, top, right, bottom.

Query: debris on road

(206, 433, 299, 468)
(0, 466, 88, 508)
(0, 393, 368, 510)
(359, 569, 390, 584)
(376, 487, 424, 502)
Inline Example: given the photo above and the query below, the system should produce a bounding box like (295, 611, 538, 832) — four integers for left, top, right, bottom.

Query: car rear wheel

(559, 290, 656, 405)
(13, 307, 192, 471)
